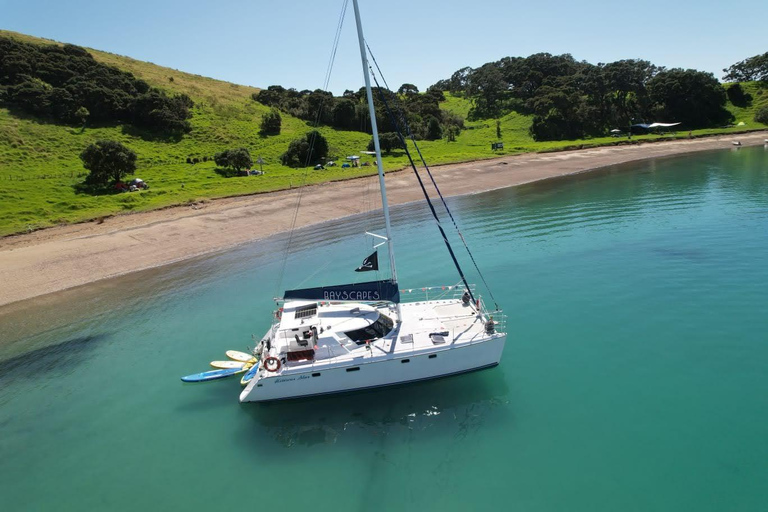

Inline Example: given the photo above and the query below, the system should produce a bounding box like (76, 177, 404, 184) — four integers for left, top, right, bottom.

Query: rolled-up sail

(284, 280, 400, 303)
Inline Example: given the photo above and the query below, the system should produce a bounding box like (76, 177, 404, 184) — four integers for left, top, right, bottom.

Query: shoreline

(1, 132, 766, 307)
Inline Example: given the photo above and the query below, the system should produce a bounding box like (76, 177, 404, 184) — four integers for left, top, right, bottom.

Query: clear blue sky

(3, 0, 766, 94)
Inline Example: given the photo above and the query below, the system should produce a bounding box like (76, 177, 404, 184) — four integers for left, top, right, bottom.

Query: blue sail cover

(284, 280, 400, 303)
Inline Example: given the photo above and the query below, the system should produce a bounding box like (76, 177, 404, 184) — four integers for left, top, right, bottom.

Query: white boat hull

(239, 333, 505, 402)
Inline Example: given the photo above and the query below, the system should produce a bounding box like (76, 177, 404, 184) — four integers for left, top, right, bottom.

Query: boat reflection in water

(239, 366, 510, 449)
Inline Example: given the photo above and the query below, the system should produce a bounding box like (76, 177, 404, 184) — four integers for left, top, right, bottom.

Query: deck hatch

(294, 304, 318, 319)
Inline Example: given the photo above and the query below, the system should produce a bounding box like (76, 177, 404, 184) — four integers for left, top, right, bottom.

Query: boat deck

(377, 300, 487, 354)
(272, 298, 494, 375)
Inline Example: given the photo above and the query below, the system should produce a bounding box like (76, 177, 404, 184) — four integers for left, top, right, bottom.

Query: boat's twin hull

(239, 334, 506, 402)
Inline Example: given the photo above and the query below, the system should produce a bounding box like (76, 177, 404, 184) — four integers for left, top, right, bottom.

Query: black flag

(355, 251, 379, 272)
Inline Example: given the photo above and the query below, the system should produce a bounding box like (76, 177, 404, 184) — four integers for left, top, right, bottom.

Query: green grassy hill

(1, 29, 766, 237)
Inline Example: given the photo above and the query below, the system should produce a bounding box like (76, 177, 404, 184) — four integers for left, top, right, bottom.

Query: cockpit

(344, 313, 394, 344)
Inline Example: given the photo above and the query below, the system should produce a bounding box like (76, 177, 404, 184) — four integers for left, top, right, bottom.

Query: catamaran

(238, 0, 506, 402)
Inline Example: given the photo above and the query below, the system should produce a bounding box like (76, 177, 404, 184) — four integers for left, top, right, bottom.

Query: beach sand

(1, 132, 766, 307)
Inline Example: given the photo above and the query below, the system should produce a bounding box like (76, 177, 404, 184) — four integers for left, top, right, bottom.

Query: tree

(228, 148, 252, 171)
(259, 108, 281, 135)
(280, 130, 329, 167)
(398, 83, 419, 96)
(425, 116, 443, 140)
(466, 63, 507, 119)
(0, 36, 192, 133)
(367, 132, 401, 153)
(131, 91, 193, 133)
(648, 69, 732, 128)
(426, 85, 446, 102)
(214, 148, 253, 171)
(75, 106, 89, 131)
(307, 89, 334, 125)
(331, 98, 357, 129)
(79, 140, 137, 186)
(602, 59, 659, 126)
(755, 107, 768, 125)
(445, 66, 473, 94)
(723, 52, 768, 82)
(445, 125, 459, 142)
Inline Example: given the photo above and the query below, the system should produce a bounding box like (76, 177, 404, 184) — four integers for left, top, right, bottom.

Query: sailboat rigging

(235, 0, 507, 402)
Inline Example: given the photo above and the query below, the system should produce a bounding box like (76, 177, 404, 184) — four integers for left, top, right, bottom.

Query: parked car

(128, 178, 149, 191)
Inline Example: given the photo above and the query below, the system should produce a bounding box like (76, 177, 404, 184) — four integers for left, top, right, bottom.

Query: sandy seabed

(1, 132, 766, 307)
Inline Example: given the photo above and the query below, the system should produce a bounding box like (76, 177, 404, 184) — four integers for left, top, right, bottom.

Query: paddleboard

(210, 360, 245, 369)
(181, 367, 245, 383)
(226, 350, 253, 363)
(240, 362, 260, 386)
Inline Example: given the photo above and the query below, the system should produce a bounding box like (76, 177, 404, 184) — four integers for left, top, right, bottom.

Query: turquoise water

(1, 146, 767, 511)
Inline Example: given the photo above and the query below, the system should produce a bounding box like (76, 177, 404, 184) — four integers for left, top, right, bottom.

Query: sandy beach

(1, 132, 765, 307)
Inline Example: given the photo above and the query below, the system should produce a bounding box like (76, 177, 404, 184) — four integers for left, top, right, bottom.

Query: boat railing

(399, 283, 477, 303)
(475, 294, 506, 334)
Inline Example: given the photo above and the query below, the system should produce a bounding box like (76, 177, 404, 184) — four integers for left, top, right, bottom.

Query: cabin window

(401, 359, 410, 364)
(428, 354, 437, 359)
(344, 313, 395, 344)
(312, 373, 321, 377)
(346, 367, 360, 372)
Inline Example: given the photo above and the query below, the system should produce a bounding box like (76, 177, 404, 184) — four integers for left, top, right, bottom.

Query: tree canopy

(280, 130, 329, 167)
(723, 52, 768, 83)
(367, 132, 401, 153)
(259, 108, 282, 135)
(647, 69, 731, 128)
(433, 53, 733, 140)
(253, 84, 461, 141)
(755, 107, 768, 125)
(79, 140, 137, 186)
(214, 148, 253, 172)
(0, 36, 193, 133)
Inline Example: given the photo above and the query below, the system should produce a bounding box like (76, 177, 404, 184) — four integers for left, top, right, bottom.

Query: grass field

(1, 29, 767, 237)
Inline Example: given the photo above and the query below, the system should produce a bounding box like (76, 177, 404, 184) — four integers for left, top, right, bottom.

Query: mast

(352, 0, 398, 284)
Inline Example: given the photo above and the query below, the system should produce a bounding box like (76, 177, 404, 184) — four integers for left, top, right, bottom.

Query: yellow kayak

(210, 360, 245, 370)
(225, 350, 253, 363)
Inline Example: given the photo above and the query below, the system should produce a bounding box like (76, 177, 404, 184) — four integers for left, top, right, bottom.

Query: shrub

(74, 106, 90, 128)
(259, 108, 282, 135)
(726, 83, 751, 107)
(755, 107, 768, 125)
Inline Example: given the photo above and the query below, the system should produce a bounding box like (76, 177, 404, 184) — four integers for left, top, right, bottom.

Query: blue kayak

(181, 367, 243, 383)
(240, 363, 260, 386)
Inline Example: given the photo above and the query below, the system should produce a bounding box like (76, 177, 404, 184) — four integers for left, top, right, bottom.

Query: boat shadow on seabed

(0, 332, 113, 387)
(234, 365, 512, 451)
